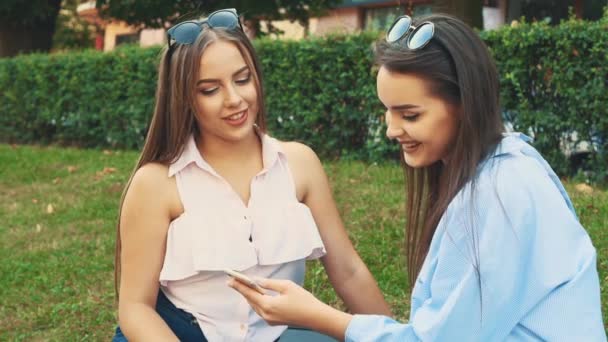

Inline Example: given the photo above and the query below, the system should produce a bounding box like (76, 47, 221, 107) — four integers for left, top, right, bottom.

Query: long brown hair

(114, 26, 267, 297)
(375, 14, 505, 287)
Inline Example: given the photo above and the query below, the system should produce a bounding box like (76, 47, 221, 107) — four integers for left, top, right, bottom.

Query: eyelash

(199, 74, 251, 96)
(200, 88, 218, 95)
(401, 113, 419, 121)
(236, 74, 251, 84)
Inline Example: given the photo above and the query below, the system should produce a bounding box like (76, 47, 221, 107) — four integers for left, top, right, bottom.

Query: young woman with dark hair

(231, 14, 606, 341)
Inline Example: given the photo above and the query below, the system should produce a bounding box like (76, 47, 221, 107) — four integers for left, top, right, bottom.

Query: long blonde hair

(114, 27, 267, 297)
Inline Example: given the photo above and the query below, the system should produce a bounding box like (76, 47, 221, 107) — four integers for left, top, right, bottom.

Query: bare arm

(282, 142, 392, 316)
(117, 163, 180, 341)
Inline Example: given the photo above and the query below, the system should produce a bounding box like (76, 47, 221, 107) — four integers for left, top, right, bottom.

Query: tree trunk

(0, 0, 61, 57)
(432, 0, 484, 29)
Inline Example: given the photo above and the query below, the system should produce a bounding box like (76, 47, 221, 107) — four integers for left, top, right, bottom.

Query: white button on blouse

(159, 134, 326, 342)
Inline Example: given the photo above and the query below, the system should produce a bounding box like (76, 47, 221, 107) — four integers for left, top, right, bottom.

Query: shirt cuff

(345, 314, 388, 342)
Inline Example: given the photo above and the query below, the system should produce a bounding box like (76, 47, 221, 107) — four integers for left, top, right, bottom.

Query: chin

(403, 154, 433, 168)
(231, 124, 257, 140)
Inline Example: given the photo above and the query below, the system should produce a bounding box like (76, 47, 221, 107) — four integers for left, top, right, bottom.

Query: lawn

(0, 144, 606, 340)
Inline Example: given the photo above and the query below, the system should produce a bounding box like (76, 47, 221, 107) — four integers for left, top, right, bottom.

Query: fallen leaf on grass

(67, 166, 78, 173)
(106, 182, 124, 194)
(32, 198, 39, 204)
(586, 204, 599, 215)
(36, 224, 42, 233)
(95, 167, 118, 180)
(574, 183, 593, 194)
(52, 177, 61, 184)
(46, 204, 54, 214)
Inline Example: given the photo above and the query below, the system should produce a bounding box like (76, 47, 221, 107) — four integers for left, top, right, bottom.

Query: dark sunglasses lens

(209, 11, 238, 28)
(408, 23, 434, 50)
(171, 22, 201, 44)
(387, 17, 412, 43)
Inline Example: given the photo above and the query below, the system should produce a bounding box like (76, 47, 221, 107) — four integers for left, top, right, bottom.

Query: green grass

(0, 144, 606, 340)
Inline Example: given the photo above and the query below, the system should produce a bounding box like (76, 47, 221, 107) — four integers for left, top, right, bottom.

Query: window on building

(412, 4, 432, 16)
(115, 33, 139, 46)
(362, 3, 433, 31)
(363, 6, 403, 31)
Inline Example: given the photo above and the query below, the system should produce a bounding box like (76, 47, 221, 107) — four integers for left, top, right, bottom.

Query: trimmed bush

(255, 32, 397, 160)
(0, 12, 606, 179)
(0, 46, 158, 148)
(481, 11, 608, 180)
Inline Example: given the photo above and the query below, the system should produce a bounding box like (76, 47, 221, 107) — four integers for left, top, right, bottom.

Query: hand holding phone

(224, 268, 266, 294)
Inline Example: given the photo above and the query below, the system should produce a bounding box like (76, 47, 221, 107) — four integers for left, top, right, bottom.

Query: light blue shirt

(345, 133, 606, 341)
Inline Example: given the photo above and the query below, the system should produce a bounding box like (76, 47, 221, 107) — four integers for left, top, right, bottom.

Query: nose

(224, 83, 243, 108)
(385, 111, 405, 140)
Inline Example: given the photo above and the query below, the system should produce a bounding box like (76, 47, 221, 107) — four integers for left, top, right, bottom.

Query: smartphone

(224, 268, 266, 294)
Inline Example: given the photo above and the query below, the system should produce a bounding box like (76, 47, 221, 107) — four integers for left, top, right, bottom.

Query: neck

(197, 130, 262, 165)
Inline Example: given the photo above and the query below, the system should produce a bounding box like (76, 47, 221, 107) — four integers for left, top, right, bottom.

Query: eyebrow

(197, 66, 250, 85)
(390, 104, 420, 111)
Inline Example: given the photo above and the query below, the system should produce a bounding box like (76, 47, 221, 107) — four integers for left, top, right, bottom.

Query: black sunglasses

(167, 8, 243, 49)
(386, 15, 435, 50)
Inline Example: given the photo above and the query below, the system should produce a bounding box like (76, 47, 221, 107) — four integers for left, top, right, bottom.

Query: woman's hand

(228, 278, 322, 327)
(230, 278, 353, 340)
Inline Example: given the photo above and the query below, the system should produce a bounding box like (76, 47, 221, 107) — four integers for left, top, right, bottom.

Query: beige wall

(257, 7, 362, 39)
(140, 28, 166, 47)
(104, 22, 136, 51)
(104, 22, 165, 51)
(263, 20, 307, 40)
(311, 7, 360, 35)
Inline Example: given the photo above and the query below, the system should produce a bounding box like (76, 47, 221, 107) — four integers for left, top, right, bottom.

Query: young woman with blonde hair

(112, 8, 390, 342)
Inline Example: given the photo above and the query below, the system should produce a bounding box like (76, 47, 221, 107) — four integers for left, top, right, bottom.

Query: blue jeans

(112, 291, 337, 342)
(112, 290, 207, 342)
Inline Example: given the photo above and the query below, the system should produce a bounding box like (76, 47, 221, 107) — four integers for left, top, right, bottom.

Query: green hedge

(481, 11, 608, 180)
(255, 33, 398, 161)
(0, 47, 158, 148)
(0, 12, 606, 179)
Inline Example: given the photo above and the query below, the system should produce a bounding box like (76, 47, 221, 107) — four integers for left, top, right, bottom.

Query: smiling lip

(223, 109, 248, 126)
(400, 141, 421, 152)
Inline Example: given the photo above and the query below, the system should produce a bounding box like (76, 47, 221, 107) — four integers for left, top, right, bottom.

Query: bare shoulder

(132, 162, 170, 184)
(125, 162, 182, 219)
(278, 141, 322, 168)
(278, 141, 327, 201)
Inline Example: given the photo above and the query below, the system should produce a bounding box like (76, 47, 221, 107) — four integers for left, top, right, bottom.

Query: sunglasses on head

(386, 15, 434, 50)
(167, 8, 243, 49)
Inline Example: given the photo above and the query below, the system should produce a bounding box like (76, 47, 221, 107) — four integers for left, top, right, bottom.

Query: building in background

(77, 1, 164, 51)
(309, 0, 432, 35)
(78, 0, 595, 51)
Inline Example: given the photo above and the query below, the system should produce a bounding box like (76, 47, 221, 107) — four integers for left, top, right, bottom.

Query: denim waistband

(112, 290, 207, 342)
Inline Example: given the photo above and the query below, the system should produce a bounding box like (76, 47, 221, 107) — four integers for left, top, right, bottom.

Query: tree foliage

(53, 0, 96, 51)
(432, 0, 483, 29)
(0, 0, 61, 28)
(0, 0, 62, 57)
(95, 0, 340, 34)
